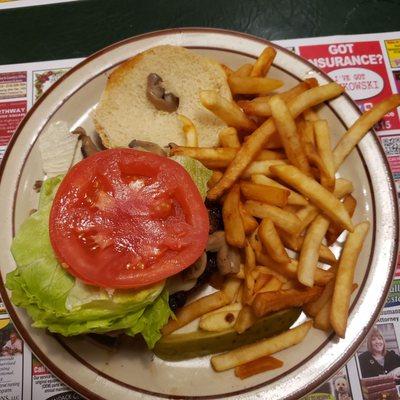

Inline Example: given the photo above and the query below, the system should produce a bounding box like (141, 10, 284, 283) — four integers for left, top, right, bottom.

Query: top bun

(93, 45, 231, 148)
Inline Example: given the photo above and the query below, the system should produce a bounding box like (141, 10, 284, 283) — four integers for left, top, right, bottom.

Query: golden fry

(251, 174, 308, 206)
(334, 95, 400, 169)
(211, 320, 312, 371)
(251, 47, 276, 77)
(314, 120, 335, 190)
(252, 286, 323, 317)
(330, 221, 370, 338)
(178, 114, 198, 147)
(240, 181, 290, 207)
(231, 63, 253, 78)
(270, 165, 354, 231)
(258, 218, 290, 263)
(235, 355, 283, 379)
(298, 215, 330, 287)
(258, 276, 283, 293)
(238, 80, 315, 117)
(270, 95, 312, 175)
(234, 305, 258, 334)
(326, 194, 357, 245)
(199, 303, 242, 332)
(256, 252, 334, 286)
(219, 127, 241, 148)
(242, 159, 288, 178)
(304, 280, 335, 317)
(228, 76, 283, 95)
(245, 200, 302, 235)
(200, 90, 257, 131)
(207, 170, 223, 189)
(162, 291, 230, 335)
(223, 184, 246, 247)
(239, 202, 259, 234)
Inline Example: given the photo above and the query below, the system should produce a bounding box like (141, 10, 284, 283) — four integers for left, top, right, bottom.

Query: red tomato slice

(49, 148, 209, 289)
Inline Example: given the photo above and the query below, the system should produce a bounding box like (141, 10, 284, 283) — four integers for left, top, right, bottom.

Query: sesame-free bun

(93, 45, 231, 148)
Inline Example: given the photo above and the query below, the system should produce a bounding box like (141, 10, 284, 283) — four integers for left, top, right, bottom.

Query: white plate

(0, 28, 398, 400)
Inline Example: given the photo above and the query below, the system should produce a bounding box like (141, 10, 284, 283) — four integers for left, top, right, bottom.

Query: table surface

(1, 0, 400, 65)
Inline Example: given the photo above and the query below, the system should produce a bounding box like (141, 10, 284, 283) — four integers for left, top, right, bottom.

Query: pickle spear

(154, 307, 301, 361)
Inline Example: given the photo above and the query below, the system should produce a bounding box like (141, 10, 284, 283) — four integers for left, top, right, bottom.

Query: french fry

(304, 280, 335, 317)
(303, 108, 319, 122)
(171, 147, 285, 168)
(235, 355, 283, 379)
(200, 90, 257, 131)
(330, 221, 370, 338)
(241, 181, 289, 207)
(223, 184, 246, 247)
(270, 165, 354, 232)
(207, 83, 344, 200)
(207, 170, 223, 189)
(242, 159, 288, 178)
(244, 241, 256, 293)
(251, 47, 276, 77)
(314, 120, 335, 190)
(326, 194, 357, 245)
(245, 200, 302, 235)
(313, 298, 332, 332)
(248, 229, 263, 254)
(258, 218, 290, 263)
(199, 303, 243, 332)
(254, 273, 273, 293)
(237, 80, 314, 117)
(270, 95, 312, 175)
(211, 320, 312, 371)
(239, 202, 258, 234)
(228, 76, 283, 95)
(256, 252, 334, 286)
(251, 174, 308, 206)
(258, 276, 283, 293)
(231, 63, 253, 78)
(314, 283, 358, 332)
(278, 229, 337, 266)
(219, 127, 241, 148)
(221, 64, 234, 76)
(256, 266, 288, 284)
(223, 277, 243, 302)
(178, 114, 198, 147)
(234, 305, 258, 334)
(298, 214, 330, 287)
(252, 286, 323, 317)
(162, 291, 230, 335)
(333, 178, 353, 198)
(334, 95, 400, 170)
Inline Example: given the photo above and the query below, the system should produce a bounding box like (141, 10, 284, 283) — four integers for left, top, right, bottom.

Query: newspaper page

(0, 30, 399, 399)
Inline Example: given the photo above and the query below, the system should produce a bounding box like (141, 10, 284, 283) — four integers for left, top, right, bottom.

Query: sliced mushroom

(206, 231, 226, 252)
(146, 73, 179, 112)
(128, 139, 166, 156)
(183, 252, 207, 280)
(72, 127, 100, 158)
(217, 243, 241, 275)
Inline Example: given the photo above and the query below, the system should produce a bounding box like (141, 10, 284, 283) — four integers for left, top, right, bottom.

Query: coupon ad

(0, 100, 27, 146)
(0, 72, 26, 100)
(31, 356, 83, 400)
(0, 318, 23, 400)
(298, 41, 400, 131)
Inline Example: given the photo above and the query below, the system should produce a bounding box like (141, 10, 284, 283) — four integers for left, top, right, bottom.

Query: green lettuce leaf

(171, 155, 212, 200)
(6, 176, 173, 347)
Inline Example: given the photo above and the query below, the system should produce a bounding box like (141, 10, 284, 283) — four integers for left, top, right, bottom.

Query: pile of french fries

(163, 46, 400, 379)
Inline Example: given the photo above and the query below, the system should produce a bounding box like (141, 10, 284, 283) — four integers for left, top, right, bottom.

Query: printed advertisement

(0, 72, 26, 100)
(385, 39, 400, 68)
(0, 100, 27, 146)
(32, 356, 82, 400)
(0, 318, 23, 400)
(298, 41, 400, 131)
